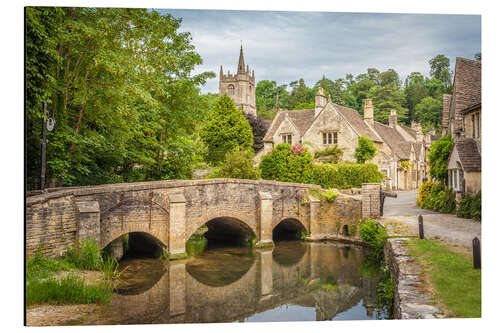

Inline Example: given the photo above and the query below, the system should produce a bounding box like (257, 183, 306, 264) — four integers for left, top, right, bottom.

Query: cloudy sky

(156, 9, 481, 94)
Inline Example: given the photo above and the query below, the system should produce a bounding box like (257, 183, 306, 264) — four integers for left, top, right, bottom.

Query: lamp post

(40, 102, 47, 190)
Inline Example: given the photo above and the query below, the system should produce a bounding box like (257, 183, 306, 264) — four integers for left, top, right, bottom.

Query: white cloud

(157, 9, 481, 93)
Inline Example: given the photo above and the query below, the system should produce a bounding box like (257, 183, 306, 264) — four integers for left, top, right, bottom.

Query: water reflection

(77, 241, 385, 325)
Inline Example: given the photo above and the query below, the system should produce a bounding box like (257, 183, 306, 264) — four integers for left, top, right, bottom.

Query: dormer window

(281, 134, 292, 144)
(322, 131, 338, 145)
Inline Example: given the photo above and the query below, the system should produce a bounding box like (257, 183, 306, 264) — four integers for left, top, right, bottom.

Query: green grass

(407, 239, 481, 318)
(26, 275, 112, 306)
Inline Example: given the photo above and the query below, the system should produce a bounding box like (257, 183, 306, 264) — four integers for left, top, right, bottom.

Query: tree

(314, 75, 347, 105)
(414, 96, 442, 127)
(428, 135, 454, 182)
(474, 52, 481, 61)
(429, 54, 452, 89)
(354, 136, 377, 164)
(288, 78, 313, 109)
(200, 95, 254, 164)
(245, 113, 270, 152)
(368, 83, 409, 124)
(25, 8, 215, 187)
(216, 149, 260, 180)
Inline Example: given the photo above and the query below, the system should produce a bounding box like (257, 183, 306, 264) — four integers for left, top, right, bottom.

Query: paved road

(383, 190, 438, 216)
(381, 190, 481, 248)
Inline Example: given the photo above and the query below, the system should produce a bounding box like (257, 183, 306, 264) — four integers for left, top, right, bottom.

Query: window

(228, 84, 234, 95)
(282, 134, 292, 144)
(322, 131, 338, 145)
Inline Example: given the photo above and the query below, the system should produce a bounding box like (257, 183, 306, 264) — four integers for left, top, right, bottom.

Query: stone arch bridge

(26, 179, 382, 258)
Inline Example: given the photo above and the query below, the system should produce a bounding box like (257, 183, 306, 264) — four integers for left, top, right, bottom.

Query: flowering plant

(290, 143, 305, 156)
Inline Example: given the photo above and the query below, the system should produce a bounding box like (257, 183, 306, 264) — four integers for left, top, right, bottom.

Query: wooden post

(472, 237, 481, 269)
(418, 215, 424, 239)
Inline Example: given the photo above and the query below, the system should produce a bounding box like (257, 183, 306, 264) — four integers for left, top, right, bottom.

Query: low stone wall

(384, 238, 441, 319)
(26, 193, 79, 258)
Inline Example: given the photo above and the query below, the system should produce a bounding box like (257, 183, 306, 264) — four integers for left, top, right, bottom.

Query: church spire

(238, 44, 245, 73)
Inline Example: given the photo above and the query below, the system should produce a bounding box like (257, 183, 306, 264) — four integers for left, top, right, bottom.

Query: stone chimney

(415, 123, 424, 142)
(364, 99, 374, 125)
(315, 87, 327, 117)
(389, 109, 398, 128)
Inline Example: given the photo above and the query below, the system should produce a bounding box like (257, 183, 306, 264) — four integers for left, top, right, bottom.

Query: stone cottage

(443, 57, 481, 194)
(258, 88, 437, 190)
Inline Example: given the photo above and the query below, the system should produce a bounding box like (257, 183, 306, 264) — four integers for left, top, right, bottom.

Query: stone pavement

(381, 190, 481, 249)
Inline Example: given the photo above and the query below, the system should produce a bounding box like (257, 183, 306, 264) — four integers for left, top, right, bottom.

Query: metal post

(472, 237, 481, 269)
(40, 102, 47, 190)
(418, 215, 424, 239)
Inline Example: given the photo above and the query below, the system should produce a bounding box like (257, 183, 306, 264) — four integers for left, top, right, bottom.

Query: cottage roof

(332, 104, 382, 142)
(450, 58, 481, 132)
(452, 138, 482, 172)
(400, 125, 417, 140)
(263, 109, 315, 142)
(372, 122, 412, 159)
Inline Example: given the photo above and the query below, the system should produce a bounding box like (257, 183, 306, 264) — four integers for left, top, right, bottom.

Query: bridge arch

(103, 231, 166, 259)
(272, 217, 308, 241)
(185, 211, 257, 247)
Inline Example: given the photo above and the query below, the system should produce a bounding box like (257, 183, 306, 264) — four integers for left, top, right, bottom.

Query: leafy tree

(378, 69, 400, 88)
(414, 96, 442, 127)
(216, 149, 260, 180)
(200, 94, 253, 164)
(26, 7, 214, 187)
(428, 135, 454, 182)
(429, 54, 452, 89)
(245, 113, 270, 152)
(293, 102, 314, 110)
(288, 78, 313, 109)
(314, 75, 346, 105)
(354, 136, 377, 164)
(368, 83, 409, 124)
(474, 52, 481, 61)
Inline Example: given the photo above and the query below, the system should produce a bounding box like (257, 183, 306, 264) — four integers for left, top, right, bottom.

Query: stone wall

(26, 193, 79, 258)
(384, 238, 441, 319)
(362, 183, 381, 218)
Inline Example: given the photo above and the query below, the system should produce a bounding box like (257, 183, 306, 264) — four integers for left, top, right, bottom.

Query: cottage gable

(271, 114, 301, 145)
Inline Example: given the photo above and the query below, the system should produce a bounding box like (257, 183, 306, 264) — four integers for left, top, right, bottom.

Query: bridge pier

(255, 191, 274, 248)
(308, 195, 322, 240)
(168, 193, 188, 259)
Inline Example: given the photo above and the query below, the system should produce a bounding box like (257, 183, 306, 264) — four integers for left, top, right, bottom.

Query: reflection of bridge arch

(186, 248, 256, 287)
(272, 240, 307, 267)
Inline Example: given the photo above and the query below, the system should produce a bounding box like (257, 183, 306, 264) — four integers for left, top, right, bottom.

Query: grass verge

(406, 239, 481, 318)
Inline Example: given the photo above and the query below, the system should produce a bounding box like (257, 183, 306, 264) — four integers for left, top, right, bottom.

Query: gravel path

(380, 190, 481, 249)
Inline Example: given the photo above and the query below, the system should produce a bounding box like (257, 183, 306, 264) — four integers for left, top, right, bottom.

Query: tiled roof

(455, 138, 481, 172)
(262, 109, 315, 142)
(372, 122, 412, 159)
(450, 58, 481, 132)
(442, 94, 452, 130)
(333, 104, 382, 142)
(400, 125, 416, 140)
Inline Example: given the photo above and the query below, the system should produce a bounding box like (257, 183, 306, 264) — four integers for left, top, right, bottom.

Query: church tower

(219, 45, 256, 117)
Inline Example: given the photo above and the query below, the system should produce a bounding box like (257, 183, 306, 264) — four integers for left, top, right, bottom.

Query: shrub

(323, 189, 339, 202)
(420, 183, 455, 213)
(354, 136, 377, 163)
(417, 180, 435, 206)
(359, 219, 388, 260)
(26, 248, 73, 281)
(428, 135, 454, 182)
(314, 145, 343, 163)
(305, 163, 383, 189)
(216, 149, 260, 180)
(457, 191, 481, 220)
(259, 143, 312, 183)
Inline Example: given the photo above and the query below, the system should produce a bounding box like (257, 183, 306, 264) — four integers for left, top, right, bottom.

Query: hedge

(304, 163, 383, 189)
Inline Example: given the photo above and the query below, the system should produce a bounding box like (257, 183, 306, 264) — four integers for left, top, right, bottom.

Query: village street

(380, 190, 481, 248)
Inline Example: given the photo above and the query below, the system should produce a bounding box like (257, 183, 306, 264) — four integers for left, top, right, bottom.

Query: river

(66, 240, 386, 325)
